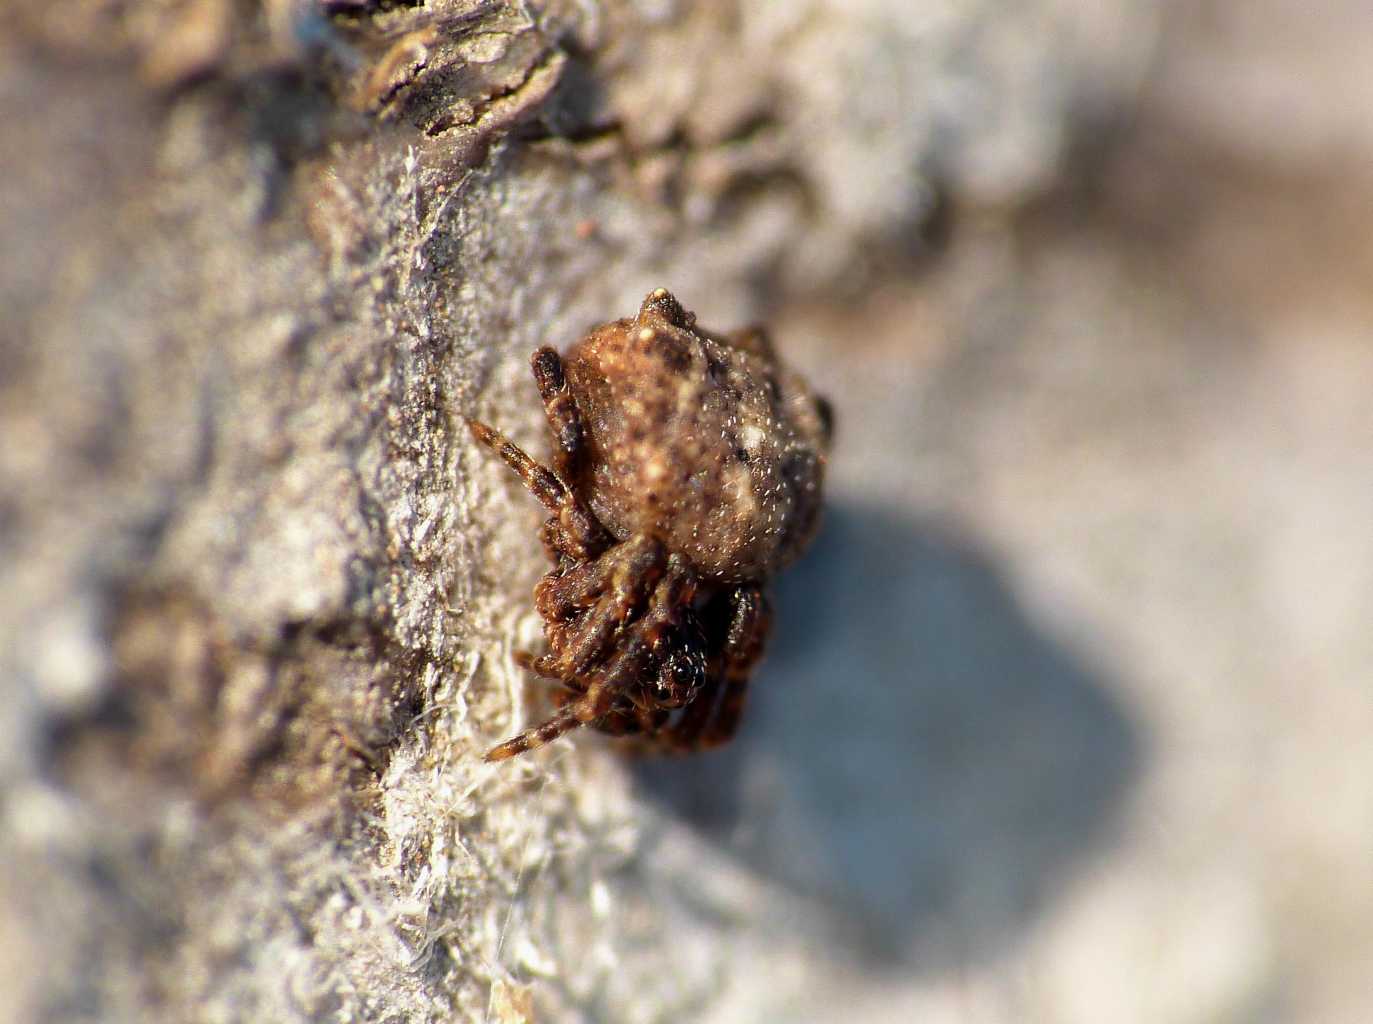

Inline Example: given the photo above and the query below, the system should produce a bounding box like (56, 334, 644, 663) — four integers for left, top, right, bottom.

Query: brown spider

(469, 289, 831, 761)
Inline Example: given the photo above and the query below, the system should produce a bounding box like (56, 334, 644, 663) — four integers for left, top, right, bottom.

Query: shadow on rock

(634, 499, 1145, 970)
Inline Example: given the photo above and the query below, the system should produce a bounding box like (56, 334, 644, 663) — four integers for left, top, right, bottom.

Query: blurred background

(638, 3, 1373, 1021)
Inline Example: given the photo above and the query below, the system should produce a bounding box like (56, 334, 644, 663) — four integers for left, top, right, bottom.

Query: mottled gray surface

(9, 1, 1368, 1023)
(651, 7, 1373, 1018)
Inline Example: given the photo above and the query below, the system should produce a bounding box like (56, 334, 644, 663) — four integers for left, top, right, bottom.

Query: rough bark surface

(2, 2, 1161, 1022)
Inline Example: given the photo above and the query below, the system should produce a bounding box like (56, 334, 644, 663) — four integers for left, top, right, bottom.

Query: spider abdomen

(563, 291, 830, 582)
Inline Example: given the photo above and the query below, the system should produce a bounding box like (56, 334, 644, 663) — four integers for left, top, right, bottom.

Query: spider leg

(536, 535, 665, 623)
(466, 418, 611, 560)
(699, 583, 771, 748)
(592, 701, 666, 738)
(538, 535, 667, 677)
(637, 704, 670, 734)
(484, 541, 678, 760)
(467, 418, 564, 508)
(567, 556, 698, 735)
(532, 559, 605, 619)
(513, 649, 566, 681)
(484, 678, 607, 761)
(530, 347, 586, 479)
(483, 703, 585, 762)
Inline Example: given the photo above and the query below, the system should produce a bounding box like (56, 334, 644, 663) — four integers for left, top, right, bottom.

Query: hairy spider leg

(544, 534, 666, 627)
(598, 703, 670, 738)
(546, 683, 662, 740)
(529, 346, 586, 480)
(699, 583, 771, 747)
(512, 648, 566, 681)
(567, 557, 698, 719)
(512, 535, 667, 684)
(465, 418, 611, 560)
(547, 677, 667, 736)
(532, 557, 611, 618)
(511, 558, 618, 677)
(483, 703, 584, 762)
(553, 536, 666, 674)
(483, 556, 698, 761)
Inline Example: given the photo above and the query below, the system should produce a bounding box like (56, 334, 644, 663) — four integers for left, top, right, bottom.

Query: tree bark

(0, 2, 1153, 1021)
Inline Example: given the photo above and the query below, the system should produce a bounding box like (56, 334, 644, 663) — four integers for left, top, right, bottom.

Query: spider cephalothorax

(470, 288, 831, 761)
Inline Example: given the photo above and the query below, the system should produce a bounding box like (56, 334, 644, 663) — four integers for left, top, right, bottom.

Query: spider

(469, 288, 831, 761)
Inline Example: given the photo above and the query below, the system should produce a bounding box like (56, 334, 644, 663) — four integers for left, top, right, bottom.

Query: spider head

(653, 646, 705, 708)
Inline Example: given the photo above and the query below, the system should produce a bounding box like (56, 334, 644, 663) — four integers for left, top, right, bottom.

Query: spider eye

(655, 649, 705, 706)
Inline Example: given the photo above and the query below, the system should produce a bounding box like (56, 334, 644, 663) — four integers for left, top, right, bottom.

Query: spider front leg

(465, 416, 610, 561)
(585, 556, 705, 712)
(483, 554, 700, 762)
(523, 534, 668, 681)
(529, 346, 586, 480)
(468, 343, 614, 561)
